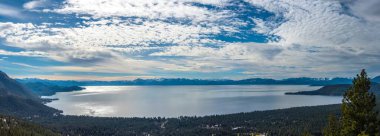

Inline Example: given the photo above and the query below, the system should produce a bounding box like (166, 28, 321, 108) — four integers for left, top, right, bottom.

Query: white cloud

(346, 0, 380, 22)
(0, 4, 23, 18)
(150, 42, 288, 73)
(0, 20, 223, 48)
(251, 18, 272, 35)
(53, 0, 229, 22)
(0, 49, 47, 57)
(242, 0, 380, 77)
(23, 0, 50, 10)
(0, 0, 240, 76)
(0, 0, 243, 71)
(44, 58, 196, 74)
(0, 20, 224, 63)
(2, 0, 380, 79)
(246, 0, 380, 50)
(151, 42, 283, 61)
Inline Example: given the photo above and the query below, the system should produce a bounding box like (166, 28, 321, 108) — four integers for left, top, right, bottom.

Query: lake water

(45, 85, 342, 117)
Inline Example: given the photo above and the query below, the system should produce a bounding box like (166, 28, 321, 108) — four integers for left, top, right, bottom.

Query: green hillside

(0, 115, 58, 136)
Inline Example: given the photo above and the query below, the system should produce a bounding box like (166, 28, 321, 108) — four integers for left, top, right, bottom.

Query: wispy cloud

(11, 62, 39, 68)
(0, 4, 24, 19)
(1, 0, 380, 79)
(52, 0, 228, 21)
(0, 49, 47, 57)
(23, 0, 51, 10)
(345, 0, 380, 22)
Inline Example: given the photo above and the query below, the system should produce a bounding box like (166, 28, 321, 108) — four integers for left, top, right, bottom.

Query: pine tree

(323, 114, 341, 136)
(302, 131, 312, 136)
(341, 69, 379, 136)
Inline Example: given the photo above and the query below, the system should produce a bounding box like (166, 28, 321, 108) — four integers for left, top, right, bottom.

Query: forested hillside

(23, 82, 84, 96)
(0, 71, 61, 136)
(0, 115, 58, 136)
(0, 71, 61, 117)
(286, 83, 380, 96)
(34, 104, 343, 136)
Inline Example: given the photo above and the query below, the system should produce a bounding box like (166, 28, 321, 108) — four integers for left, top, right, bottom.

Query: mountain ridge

(286, 83, 380, 96)
(0, 71, 61, 117)
(0, 71, 38, 100)
(16, 76, 372, 86)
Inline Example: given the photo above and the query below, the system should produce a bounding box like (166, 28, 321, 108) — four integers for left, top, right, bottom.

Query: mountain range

(17, 76, 380, 86)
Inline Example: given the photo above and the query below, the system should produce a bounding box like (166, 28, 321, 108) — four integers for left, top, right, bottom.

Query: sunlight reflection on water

(45, 85, 342, 117)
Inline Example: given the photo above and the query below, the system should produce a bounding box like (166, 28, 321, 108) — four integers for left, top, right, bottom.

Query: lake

(45, 85, 342, 117)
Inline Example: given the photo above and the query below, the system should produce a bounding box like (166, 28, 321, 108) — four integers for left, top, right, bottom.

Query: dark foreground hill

(0, 71, 60, 136)
(0, 95, 61, 117)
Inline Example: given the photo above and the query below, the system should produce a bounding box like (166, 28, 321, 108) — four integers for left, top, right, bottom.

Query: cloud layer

(0, 0, 380, 80)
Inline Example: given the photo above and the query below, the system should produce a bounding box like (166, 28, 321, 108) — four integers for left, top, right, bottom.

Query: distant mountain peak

(373, 76, 380, 83)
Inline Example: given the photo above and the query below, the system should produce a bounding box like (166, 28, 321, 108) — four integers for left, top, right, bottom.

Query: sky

(0, 0, 380, 80)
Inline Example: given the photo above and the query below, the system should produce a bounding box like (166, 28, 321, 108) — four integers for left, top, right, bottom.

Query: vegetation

(324, 70, 380, 136)
(0, 115, 58, 136)
(0, 95, 61, 117)
(323, 114, 341, 136)
(341, 70, 379, 135)
(286, 83, 380, 96)
(31, 104, 341, 136)
(286, 84, 351, 96)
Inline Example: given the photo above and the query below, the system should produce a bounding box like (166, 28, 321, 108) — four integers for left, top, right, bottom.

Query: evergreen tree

(323, 114, 341, 136)
(341, 69, 379, 136)
(302, 131, 312, 136)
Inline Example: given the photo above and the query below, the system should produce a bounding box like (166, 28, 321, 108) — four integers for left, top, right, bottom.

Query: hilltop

(286, 83, 380, 96)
